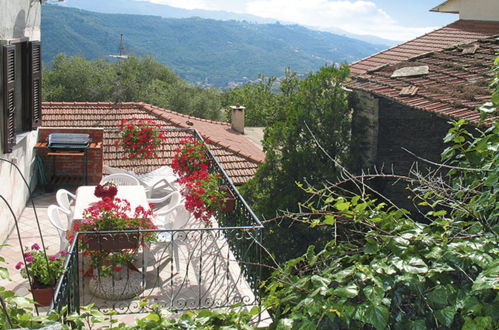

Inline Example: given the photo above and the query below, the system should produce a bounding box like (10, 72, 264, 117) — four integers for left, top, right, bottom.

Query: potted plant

(16, 244, 67, 306)
(171, 137, 210, 177)
(116, 117, 167, 160)
(75, 198, 157, 252)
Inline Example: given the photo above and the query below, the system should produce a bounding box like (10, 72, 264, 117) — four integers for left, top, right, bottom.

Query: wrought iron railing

(51, 128, 263, 317)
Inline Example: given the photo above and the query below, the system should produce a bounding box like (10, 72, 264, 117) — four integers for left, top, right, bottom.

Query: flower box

(82, 232, 140, 252)
(219, 185, 236, 212)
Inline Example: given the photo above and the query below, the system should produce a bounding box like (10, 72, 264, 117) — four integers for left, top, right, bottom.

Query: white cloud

(245, 0, 434, 40)
(139, 0, 438, 41)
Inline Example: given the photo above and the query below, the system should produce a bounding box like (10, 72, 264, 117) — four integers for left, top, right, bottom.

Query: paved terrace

(0, 189, 270, 326)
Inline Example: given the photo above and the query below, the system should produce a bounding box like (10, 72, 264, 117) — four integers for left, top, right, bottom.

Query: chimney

(230, 104, 245, 134)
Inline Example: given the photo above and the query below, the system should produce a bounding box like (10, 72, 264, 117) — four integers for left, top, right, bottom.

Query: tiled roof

(41, 102, 264, 185)
(350, 20, 499, 76)
(349, 37, 498, 123)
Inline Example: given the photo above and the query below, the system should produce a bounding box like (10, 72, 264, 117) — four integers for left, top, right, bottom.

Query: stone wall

(374, 98, 452, 213)
(352, 91, 454, 215)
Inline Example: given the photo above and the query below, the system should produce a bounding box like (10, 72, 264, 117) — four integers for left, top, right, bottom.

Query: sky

(141, 0, 457, 41)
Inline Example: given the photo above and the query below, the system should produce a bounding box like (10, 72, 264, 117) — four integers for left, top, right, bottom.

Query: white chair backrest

(155, 191, 182, 215)
(56, 189, 75, 214)
(47, 205, 68, 231)
(100, 173, 140, 186)
(48, 205, 70, 250)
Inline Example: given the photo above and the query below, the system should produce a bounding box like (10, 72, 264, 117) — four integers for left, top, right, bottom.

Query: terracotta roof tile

(41, 102, 264, 185)
(350, 36, 498, 123)
(351, 20, 499, 76)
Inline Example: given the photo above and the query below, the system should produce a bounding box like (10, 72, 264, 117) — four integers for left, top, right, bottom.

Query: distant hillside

(42, 5, 383, 87)
(56, 0, 397, 47)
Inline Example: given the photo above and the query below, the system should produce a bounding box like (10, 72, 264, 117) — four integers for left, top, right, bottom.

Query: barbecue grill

(48, 133, 90, 152)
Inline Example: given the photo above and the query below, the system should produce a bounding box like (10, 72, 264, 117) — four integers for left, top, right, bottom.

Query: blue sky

(141, 0, 457, 41)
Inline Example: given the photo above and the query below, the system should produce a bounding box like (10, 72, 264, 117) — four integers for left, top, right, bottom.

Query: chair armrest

(150, 178, 169, 192)
(147, 190, 177, 205)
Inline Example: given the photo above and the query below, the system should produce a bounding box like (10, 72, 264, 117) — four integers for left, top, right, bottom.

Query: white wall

(432, 0, 499, 21)
(0, 0, 41, 41)
(0, 132, 39, 243)
(0, 0, 41, 243)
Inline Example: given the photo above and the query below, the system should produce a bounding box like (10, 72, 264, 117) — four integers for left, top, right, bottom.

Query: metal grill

(48, 133, 90, 151)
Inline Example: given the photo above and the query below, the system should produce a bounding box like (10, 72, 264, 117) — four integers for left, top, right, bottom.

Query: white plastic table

(72, 185, 150, 221)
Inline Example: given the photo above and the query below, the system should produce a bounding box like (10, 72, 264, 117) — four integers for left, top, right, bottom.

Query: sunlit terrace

(0, 128, 266, 325)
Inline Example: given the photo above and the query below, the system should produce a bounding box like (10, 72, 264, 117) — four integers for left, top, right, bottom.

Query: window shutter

(2, 45, 16, 153)
(28, 41, 42, 129)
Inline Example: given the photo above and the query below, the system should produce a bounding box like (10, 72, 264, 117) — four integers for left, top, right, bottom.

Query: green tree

(43, 54, 115, 102)
(222, 69, 299, 127)
(263, 58, 499, 329)
(242, 64, 352, 261)
(42, 54, 223, 120)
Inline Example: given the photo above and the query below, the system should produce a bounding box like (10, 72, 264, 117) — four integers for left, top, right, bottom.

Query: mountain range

(56, 0, 398, 47)
(41, 5, 385, 87)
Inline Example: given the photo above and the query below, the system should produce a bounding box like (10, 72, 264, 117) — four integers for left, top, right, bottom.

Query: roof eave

(430, 0, 459, 13)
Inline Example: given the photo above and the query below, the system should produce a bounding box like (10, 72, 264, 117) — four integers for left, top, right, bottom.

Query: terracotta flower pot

(31, 281, 55, 307)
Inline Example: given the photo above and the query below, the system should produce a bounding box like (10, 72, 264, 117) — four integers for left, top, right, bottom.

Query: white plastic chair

(47, 205, 70, 251)
(153, 204, 192, 270)
(100, 173, 140, 186)
(147, 190, 182, 210)
(138, 166, 178, 197)
(102, 165, 177, 197)
(56, 189, 76, 222)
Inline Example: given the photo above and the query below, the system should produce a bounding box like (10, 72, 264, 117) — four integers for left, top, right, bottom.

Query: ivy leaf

(335, 201, 351, 212)
(403, 257, 428, 274)
(363, 305, 389, 330)
(363, 286, 384, 303)
(334, 284, 359, 298)
(323, 215, 335, 225)
(427, 286, 449, 305)
(472, 262, 499, 291)
(435, 306, 456, 327)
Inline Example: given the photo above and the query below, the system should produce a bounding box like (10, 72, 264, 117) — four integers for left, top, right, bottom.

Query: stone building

(349, 0, 498, 212)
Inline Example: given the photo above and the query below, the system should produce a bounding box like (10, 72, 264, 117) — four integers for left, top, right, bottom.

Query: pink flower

(15, 262, 23, 270)
(25, 255, 34, 262)
(49, 255, 57, 261)
(31, 243, 40, 250)
(59, 250, 68, 256)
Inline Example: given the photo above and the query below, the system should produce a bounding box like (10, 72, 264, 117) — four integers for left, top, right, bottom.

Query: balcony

(0, 128, 265, 325)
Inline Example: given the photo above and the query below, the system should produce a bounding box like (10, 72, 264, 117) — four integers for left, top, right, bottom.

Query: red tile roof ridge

(42, 101, 140, 108)
(207, 139, 264, 164)
(141, 103, 231, 127)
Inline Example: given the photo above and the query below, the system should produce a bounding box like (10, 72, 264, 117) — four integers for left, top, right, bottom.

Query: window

(1, 41, 41, 154)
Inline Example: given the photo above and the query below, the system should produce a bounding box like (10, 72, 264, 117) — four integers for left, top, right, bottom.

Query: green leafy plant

(263, 59, 499, 329)
(17, 243, 66, 287)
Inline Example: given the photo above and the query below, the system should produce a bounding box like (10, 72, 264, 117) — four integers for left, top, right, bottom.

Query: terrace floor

(0, 188, 270, 327)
